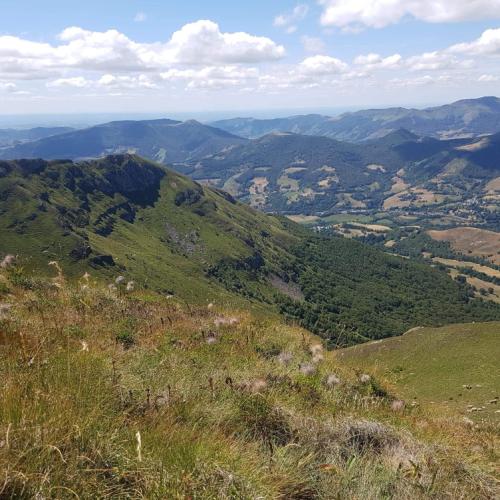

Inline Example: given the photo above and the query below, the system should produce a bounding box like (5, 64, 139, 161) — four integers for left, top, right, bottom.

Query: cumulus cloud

(160, 65, 259, 90)
(319, 0, 500, 29)
(47, 76, 90, 88)
(354, 53, 401, 69)
(298, 55, 348, 75)
(166, 20, 285, 64)
(0, 20, 285, 81)
(274, 4, 309, 33)
(301, 36, 326, 53)
(448, 28, 500, 56)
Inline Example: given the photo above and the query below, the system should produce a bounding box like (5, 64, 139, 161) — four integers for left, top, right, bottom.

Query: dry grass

(428, 228, 500, 266)
(0, 265, 498, 498)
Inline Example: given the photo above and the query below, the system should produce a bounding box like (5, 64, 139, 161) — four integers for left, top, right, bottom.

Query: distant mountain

(0, 119, 247, 163)
(0, 126, 74, 147)
(1, 154, 498, 342)
(178, 129, 500, 214)
(211, 96, 500, 142)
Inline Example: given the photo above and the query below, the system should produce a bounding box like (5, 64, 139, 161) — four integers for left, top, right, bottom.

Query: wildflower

(207, 302, 214, 310)
(390, 400, 405, 412)
(48, 260, 62, 274)
(325, 373, 341, 387)
(277, 351, 293, 365)
(115, 276, 125, 285)
(80, 340, 89, 352)
(359, 374, 371, 384)
(82, 272, 90, 282)
(0, 254, 15, 269)
(300, 363, 316, 376)
(126, 281, 135, 292)
(108, 284, 117, 292)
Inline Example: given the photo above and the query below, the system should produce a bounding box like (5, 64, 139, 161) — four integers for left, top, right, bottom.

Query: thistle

(115, 275, 126, 285)
(300, 363, 316, 376)
(0, 254, 15, 269)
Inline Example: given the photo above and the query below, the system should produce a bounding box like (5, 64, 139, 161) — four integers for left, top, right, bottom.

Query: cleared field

(335, 322, 500, 420)
(286, 214, 319, 223)
(432, 257, 500, 279)
(428, 227, 500, 265)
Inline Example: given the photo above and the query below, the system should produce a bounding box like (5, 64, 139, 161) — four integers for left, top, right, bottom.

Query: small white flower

(108, 284, 117, 292)
(359, 374, 371, 384)
(277, 351, 293, 365)
(207, 302, 214, 310)
(80, 341, 89, 352)
(115, 276, 125, 285)
(126, 281, 135, 292)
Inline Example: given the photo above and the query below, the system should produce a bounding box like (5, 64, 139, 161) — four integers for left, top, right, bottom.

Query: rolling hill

(1, 154, 499, 345)
(211, 96, 500, 142)
(0, 118, 247, 163)
(335, 322, 500, 420)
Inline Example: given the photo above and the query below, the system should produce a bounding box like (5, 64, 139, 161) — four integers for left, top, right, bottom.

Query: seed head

(0, 254, 15, 269)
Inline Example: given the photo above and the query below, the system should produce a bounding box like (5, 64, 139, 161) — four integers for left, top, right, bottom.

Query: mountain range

(0, 126, 74, 147)
(211, 96, 500, 142)
(0, 96, 498, 219)
(1, 154, 498, 344)
(0, 119, 246, 163)
(179, 129, 500, 214)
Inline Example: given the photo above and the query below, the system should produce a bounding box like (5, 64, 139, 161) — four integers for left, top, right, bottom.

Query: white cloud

(298, 55, 348, 75)
(354, 53, 401, 69)
(388, 74, 453, 88)
(478, 74, 499, 82)
(301, 36, 326, 53)
(134, 12, 147, 22)
(449, 28, 500, 56)
(0, 20, 285, 81)
(160, 65, 259, 90)
(274, 4, 309, 33)
(319, 0, 500, 29)
(47, 76, 90, 88)
(166, 20, 285, 64)
(406, 51, 473, 71)
(0, 82, 17, 92)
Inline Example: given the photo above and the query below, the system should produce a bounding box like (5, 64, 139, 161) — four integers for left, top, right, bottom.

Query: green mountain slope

(1, 154, 499, 344)
(335, 322, 500, 419)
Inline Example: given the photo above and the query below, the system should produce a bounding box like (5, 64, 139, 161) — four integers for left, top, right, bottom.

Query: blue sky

(1, 0, 500, 117)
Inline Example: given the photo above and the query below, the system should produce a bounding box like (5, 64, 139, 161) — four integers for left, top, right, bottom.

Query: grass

(0, 265, 498, 498)
(335, 323, 500, 420)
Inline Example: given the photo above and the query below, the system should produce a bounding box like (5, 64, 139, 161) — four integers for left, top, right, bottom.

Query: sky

(1, 0, 500, 119)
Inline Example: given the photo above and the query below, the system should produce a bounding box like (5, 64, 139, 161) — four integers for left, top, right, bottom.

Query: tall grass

(0, 265, 497, 498)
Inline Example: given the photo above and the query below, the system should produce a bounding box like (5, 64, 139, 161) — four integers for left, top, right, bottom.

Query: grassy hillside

(335, 323, 500, 420)
(0, 270, 498, 498)
(1, 155, 499, 345)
